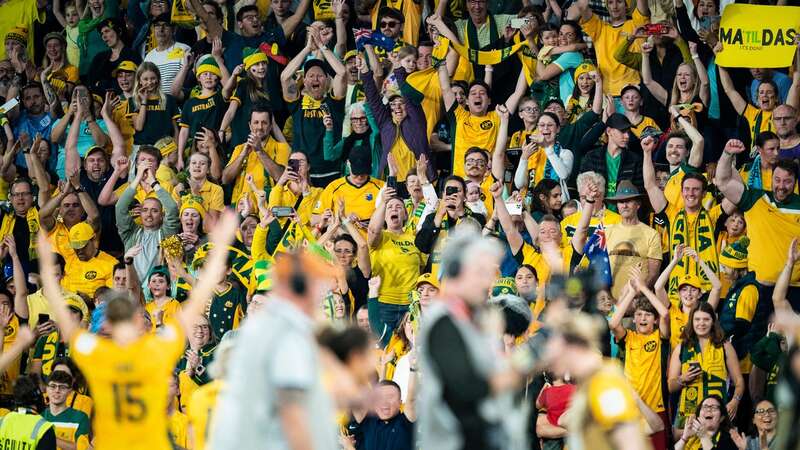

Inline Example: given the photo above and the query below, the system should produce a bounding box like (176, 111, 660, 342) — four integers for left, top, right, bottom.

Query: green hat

(719, 237, 749, 270)
(491, 277, 518, 298)
(242, 47, 268, 71)
(196, 55, 221, 78)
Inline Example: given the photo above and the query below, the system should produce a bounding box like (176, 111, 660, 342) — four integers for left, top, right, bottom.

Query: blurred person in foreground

(543, 311, 652, 450)
(210, 248, 343, 450)
(417, 229, 537, 450)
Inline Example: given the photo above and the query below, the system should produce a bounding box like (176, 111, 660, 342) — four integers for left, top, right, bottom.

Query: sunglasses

(380, 20, 400, 28)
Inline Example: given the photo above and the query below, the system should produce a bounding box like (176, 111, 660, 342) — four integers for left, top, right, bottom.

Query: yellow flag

(716, 4, 800, 68)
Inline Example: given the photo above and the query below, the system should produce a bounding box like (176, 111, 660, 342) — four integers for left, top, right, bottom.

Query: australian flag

(582, 223, 612, 287)
(354, 28, 396, 51)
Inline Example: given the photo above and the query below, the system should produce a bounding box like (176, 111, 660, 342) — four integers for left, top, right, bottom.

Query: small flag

(354, 29, 395, 51)
(582, 223, 612, 287)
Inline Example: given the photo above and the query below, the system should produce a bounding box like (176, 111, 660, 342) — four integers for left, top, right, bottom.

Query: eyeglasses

(521, 106, 539, 113)
(380, 20, 399, 28)
(755, 408, 777, 416)
(351, 116, 367, 122)
(47, 383, 70, 392)
(241, 14, 260, 21)
(773, 116, 794, 122)
(334, 248, 354, 255)
(465, 158, 486, 166)
(10, 191, 32, 198)
(700, 404, 720, 411)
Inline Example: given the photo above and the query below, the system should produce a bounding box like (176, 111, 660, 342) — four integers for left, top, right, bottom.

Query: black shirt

(350, 413, 414, 450)
(87, 47, 142, 92)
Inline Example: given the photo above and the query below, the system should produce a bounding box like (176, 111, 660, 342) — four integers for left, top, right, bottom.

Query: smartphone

(504, 168, 513, 183)
(319, 103, 330, 115)
(272, 206, 294, 218)
(287, 159, 300, 173)
(506, 201, 523, 215)
(386, 176, 397, 192)
(38, 313, 50, 325)
(688, 361, 701, 372)
(698, 15, 720, 30)
(509, 17, 530, 29)
(0, 97, 19, 115)
(445, 186, 459, 196)
(506, 147, 522, 169)
(642, 23, 669, 35)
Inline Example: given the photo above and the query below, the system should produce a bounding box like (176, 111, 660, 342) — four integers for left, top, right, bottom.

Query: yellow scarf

(668, 208, 719, 296)
(0, 208, 39, 261)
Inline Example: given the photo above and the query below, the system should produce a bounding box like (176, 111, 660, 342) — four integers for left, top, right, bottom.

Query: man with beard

(773, 104, 800, 157)
(115, 160, 179, 281)
(580, 113, 644, 194)
(143, 14, 190, 95)
(222, 106, 288, 205)
(39, 166, 100, 259)
(61, 221, 118, 298)
(12, 83, 53, 161)
(717, 140, 800, 311)
(740, 131, 783, 192)
(281, 29, 347, 187)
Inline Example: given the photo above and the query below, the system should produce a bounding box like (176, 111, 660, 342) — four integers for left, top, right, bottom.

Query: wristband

(691, 54, 700, 60)
(150, 180, 159, 189)
(124, 257, 133, 265)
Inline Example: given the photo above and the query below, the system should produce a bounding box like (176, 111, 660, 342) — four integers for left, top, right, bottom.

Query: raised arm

(654, 244, 683, 308)
(591, 71, 604, 115)
(773, 238, 798, 313)
(100, 92, 127, 160)
(367, 187, 392, 249)
(571, 186, 597, 253)
(186, 0, 223, 38)
(318, 38, 347, 98)
(641, 44, 668, 106)
(715, 139, 746, 206)
(437, 62, 456, 112)
(491, 105, 510, 182)
(281, 0, 311, 38)
(677, 114, 704, 169)
(688, 42, 710, 106)
(280, 36, 315, 102)
(177, 211, 238, 331)
(490, 181, 523, 253)
(37, 234, 79, 341)
(686, 247, 722, 309)
(641, 136, 667, 213)
(609, 282, 636, 340)
(634, 275, 670, 338)
(5, 237, 28, 319)
(504, 70, 530, 114)
(717, 66, 747, 115)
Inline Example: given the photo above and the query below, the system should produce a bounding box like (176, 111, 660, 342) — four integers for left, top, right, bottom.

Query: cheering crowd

(0, 0, 798, 447)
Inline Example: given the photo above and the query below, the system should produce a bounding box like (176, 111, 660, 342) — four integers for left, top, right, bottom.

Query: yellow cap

(678, 273, 703, 290)
(416, 272, 439, 289)
(5, 26, 28, 47)
(155, 136, 177, 157)
(112, 60, 138, 76)
(180, 196, 207, 220)
(68, 222, 95, 249)
(63, 293, 88, 319)
(344, 50, 359, 61)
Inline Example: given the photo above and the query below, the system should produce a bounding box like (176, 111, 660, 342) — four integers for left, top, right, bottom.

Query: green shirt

(209, 281, 248, 338)
(606, 151, 622, 194)
(288, 94, 345, 177)
(42, 407, 90, 447)
(32, 331, 68, 378)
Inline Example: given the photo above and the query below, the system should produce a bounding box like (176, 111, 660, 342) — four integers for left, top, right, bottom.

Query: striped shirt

(144, 42, 191, 95)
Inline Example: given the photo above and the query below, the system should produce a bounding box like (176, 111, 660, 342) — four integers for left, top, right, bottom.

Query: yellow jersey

(61, 251, 118, 298)
(267, 184, 323, 226)
(370, 230, 423, 305)
(560, 208, 621, 248)
(567, 360, 642, 450)
(69, 323, 185, 450)
(388, 127, 417, 183)
(742, 105, 774, 145)
(515, 241, 572, 289)
(314, 177, 385, 223)
(0, 316, 20, 395)
(227, 138, 290, 204)
(449, 105, 500, 178)
(579, 10, 648, 95)
(48, 221, 72, 259)
(668, 297, 689, 350)
(630, 116, 660, 138)
(187, 380, 223, 450)
(621, 330, 665, 412)
(172, 180, 225, 213)
(145, 298, 182, 331)
(113, 182, 158, 204)
(168, 410, 191, 449)
(736, 188, 800, 284)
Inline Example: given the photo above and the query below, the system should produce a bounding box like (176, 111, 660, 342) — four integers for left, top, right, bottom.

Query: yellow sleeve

(735, 285, 759, 322)
(76, 434, 90, 450)
(268, 184, 286, 209)
(579, 13, 603, 40)
(272, 141, 290, 166)
(313, 184, 334, 215)
(226, 145, 244, 170)
(631, 7, 649, 26)
(587, 372, 640, 430)
(252, 225, 269, 260)
(207, 184, 225, 211)
(178, 371, 200, 412)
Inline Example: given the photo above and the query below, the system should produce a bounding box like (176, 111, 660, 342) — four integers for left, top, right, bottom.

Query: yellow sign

(716, 4, 800, 68)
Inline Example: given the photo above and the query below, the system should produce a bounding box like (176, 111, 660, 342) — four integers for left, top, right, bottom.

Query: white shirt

(144, 42, 191, 95)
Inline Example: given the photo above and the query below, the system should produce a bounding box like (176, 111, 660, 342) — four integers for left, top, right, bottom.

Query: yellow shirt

(113, 182, 158, 204)
(69, 323, 185, 450)
(227, 138, 291, 204)
(145, 298, 182, 331)
(314, 177, 385, 223)
(0, 0, 44, 59)
(48, 221, 72, 259)
(669, 298, 688, 350)
(61, 251, 118, 298)
(172, 180, 225, 213)
(187, 380, 223, 450)
(579, 10, 649, 95)
(370, 0, 422, 46)
(605, 222, 662, 299)
(389, 127, 417, 183)
(516, 241, 572, 289)
(450, 105, 500, 178)
(370, 230, 422, 305)
(567, 360, 642, 450)
(560, 208, 621, 248)
(742, 104, 774, 145)
(25, 288, 78, 329)
(738, 189, 800, 284)
(267, 184, 323, 226)
(112, 100, 136, 155)
(66, 391, 94, 420)
(168, 410, 190, 449)
(630, 116, 660, 138)
(622, 330, 665, 412)
(0, 316, 20, 395)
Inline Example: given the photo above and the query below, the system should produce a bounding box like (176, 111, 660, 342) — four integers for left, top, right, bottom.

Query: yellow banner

(716, 4, 800, 68)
